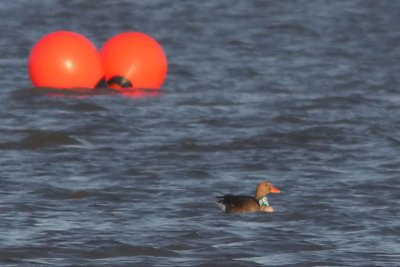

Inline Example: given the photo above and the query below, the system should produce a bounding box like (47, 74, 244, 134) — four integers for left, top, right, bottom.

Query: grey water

(1, 1, 400, 266)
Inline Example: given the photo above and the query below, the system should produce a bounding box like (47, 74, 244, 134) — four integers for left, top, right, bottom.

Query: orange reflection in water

(34, 87, 161, 99)
(118, 88, 160, 98)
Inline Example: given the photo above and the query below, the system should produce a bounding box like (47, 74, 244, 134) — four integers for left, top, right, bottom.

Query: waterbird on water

(216, 181, 280, 214)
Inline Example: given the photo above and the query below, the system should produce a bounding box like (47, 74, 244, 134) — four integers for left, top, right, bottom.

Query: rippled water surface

(1, 1, 400, 266)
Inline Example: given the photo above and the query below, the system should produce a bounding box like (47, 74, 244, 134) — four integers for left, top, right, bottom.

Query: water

(1, 1, 400, 266)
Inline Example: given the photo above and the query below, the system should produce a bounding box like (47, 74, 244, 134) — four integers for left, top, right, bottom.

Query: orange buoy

(100, 32, 167, 90)
(28, 31, 104, 89)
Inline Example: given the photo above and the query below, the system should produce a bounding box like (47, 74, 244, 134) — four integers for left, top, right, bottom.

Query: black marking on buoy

(95, 77, 108, 88)
(107, 76, 133, 88)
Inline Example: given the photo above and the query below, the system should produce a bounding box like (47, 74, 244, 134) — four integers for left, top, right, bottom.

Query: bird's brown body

(216, 181, 280, 214)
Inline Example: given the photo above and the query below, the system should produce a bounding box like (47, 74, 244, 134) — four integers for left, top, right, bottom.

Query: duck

(216, 181, 280, 213)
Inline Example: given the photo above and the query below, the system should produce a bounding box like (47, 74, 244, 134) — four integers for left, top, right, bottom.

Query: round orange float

(28, 31, 104, 89)
(100, 32, 167, 90)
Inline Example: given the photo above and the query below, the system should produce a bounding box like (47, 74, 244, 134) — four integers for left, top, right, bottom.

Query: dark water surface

(1, 1, 400, 266)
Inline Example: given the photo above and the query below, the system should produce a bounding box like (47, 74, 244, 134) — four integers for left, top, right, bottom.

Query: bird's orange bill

(270, 185, 280, 193)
